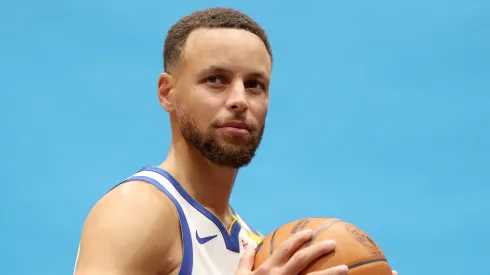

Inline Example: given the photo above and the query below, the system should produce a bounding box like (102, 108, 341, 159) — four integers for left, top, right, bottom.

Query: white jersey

(74, 166, 263, 275)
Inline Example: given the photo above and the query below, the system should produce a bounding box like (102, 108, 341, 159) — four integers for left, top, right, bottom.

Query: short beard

(177, 111, 264, 169)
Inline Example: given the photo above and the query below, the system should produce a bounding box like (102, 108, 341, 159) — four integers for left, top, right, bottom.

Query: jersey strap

(123, 175, 193, 275)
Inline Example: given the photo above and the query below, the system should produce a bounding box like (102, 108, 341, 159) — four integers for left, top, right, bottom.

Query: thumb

(236, 246, 255, 273)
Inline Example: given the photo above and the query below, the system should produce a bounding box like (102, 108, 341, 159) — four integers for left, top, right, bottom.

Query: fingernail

(335, 265, 349, 274)
(301, 229, 313, 236)
(322, 240, 336, 247)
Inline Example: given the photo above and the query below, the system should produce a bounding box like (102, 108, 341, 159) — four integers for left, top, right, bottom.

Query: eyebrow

(202, 65, 269, 82)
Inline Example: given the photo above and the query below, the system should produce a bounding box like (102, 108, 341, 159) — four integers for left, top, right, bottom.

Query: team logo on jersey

(196, 231, 218, 244)
(241, 239, 249, 249)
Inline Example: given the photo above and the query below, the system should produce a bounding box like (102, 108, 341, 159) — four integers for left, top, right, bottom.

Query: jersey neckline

(139, 166, 242, 253)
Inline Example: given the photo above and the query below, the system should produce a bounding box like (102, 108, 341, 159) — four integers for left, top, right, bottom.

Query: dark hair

(163, 7, 272, 72)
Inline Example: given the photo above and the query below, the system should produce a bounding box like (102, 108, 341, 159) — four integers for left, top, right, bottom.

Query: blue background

(1, 0, 489, 274)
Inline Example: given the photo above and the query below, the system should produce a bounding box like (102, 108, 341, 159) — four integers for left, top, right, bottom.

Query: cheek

(190, 88, 223, 123)
(176, 88, 217, 127)
(251, 100, 269, 124)
(196, 111, 214, 129)
(182, 103, 215, 130)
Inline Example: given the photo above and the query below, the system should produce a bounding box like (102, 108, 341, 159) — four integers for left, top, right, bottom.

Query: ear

(158, 72, 175, 112)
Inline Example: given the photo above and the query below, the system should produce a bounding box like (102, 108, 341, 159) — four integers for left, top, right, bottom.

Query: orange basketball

(253, 217, 392, 275)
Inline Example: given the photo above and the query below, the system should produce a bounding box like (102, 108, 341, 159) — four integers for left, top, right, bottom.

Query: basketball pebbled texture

(253, 217, 392, 275)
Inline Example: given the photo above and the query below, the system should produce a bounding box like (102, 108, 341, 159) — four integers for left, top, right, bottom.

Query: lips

(218, 121, 251, 131)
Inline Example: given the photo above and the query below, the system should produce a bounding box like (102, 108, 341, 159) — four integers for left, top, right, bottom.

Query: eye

(206, 75, 224, 85)
(244, 80, 265, 92)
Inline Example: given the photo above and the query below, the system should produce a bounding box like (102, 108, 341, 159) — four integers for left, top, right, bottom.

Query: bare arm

(74, 181, 182, 275)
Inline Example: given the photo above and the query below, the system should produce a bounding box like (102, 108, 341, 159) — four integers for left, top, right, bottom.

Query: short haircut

(163, 7, 272, 73)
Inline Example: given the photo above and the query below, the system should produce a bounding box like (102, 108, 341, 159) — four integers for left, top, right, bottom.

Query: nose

(226, 82, 248, 113)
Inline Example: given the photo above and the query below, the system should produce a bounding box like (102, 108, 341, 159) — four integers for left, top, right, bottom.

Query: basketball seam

(305, 219, 340, 247)
(348, 258, 388, 269)
(269, 229, 278, 256)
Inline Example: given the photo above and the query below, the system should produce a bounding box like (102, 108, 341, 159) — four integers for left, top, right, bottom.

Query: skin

(74, 28, 398, 275)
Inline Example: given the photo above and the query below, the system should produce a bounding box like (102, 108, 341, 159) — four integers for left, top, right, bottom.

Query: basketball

(253, 217, 392, 275)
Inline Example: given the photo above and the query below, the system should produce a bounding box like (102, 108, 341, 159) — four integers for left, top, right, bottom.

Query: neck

(159, 137, 238, 223)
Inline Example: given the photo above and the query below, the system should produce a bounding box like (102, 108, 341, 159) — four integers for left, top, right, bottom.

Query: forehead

(182, 28, 272, 76)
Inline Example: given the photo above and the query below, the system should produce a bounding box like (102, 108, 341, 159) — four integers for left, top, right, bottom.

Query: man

(74, 7, 397, 275)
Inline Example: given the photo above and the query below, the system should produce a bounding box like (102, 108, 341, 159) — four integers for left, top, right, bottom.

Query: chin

(216, 136, 250, 147)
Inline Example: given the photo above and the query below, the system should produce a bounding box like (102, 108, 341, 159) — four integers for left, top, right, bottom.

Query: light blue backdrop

(2, 1, 489, 274)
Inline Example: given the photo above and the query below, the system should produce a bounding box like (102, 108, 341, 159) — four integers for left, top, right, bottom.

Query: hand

(235, 229, 348, 275)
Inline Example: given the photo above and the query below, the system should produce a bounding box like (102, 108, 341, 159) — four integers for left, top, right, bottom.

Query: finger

(267, 229, 314, 265)
(392, 270, 398, 275)
(307, 265, 349, 275)
(236, 246, 255, 272)
(282, 240, 337, 274)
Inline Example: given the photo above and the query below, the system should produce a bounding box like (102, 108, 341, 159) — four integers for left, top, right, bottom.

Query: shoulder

(75, 181, 182, 275)
(86, 180, 180, 232)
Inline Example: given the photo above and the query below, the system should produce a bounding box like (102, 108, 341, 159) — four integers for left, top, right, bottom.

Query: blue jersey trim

(140, 166, 242, 253)
(232, 208, 261, 237)
(125, 175, 193, 275)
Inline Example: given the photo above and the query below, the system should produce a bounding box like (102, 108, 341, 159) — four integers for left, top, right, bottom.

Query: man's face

(171, 28, 271, 168)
